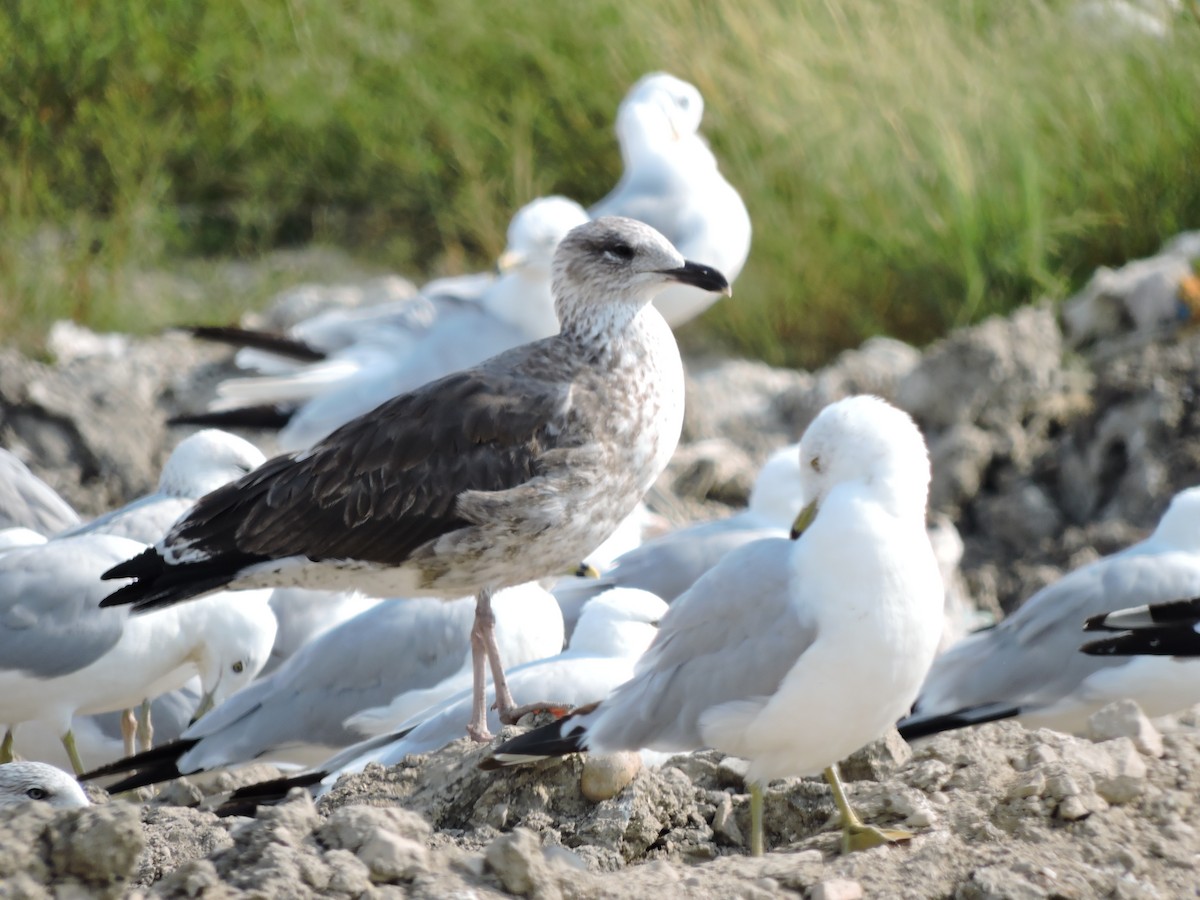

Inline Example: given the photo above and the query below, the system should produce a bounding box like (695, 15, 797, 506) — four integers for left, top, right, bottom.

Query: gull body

(902, 486, 1200, 738)
(100, 217, 728, 741)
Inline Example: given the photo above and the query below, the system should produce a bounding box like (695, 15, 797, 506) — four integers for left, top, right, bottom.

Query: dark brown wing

(178, 367, 575, 565)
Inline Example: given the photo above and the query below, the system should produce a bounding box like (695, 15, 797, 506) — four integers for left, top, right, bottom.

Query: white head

(492, 582, 566, 666)
(567, 587, 667, 658)
(158, 430, 267, 499)
(747, 443, 805, 528)
(551, 217, 729, 337)
(485, 196, 591, 336)
(1151, 486, 1200, 551)
(796, 396, 931, 526)
(617, 73, 706, 156)
(0, 762, 89, 809)
(189, 592, 278, 719)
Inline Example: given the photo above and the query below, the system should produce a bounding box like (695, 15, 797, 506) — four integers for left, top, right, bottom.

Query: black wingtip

(896, 704, 1021, 741)
(184, 325, 327, 363)
(168, 405, 297, 431)
(1081, 629, 1200, 658)
(212, 771, 327, 818)
(80, 738, 201, 792)
(479, 714, 591, 770)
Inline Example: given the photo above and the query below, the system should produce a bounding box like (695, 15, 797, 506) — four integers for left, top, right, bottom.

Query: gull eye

(810, 456, 822, 473)
(602, 242, 635, 263)
(26, 787, 47, 800)
(231, 661, 245, 674)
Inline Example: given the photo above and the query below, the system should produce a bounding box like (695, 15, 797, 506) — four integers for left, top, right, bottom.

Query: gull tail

(99, 546, 261, 614)
(478, 703, 600, 770)
(184, 325, 327, 363)
(1084, 597, 1200, 632)
(896, 703, 1021, 741)
(168, 405, 297, 431)
(213, 771, 327, 818)
(79, 738, 200, 791)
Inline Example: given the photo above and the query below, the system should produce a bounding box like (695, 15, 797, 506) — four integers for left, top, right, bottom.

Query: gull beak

(575, 563, 602, 579)
(189, 690, 216, 726)
(790, 500, 818, 540)
(496, 249, 527, 274)
(658, 260, 731, 296)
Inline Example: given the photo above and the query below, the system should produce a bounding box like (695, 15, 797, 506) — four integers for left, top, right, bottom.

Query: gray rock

(1087, 701, 1165, 757)
(484, 828, 561, 900)
(357, 828, 429, 883)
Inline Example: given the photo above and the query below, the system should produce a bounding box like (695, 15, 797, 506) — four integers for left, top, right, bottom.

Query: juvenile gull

(591, 73, 751, 326)
(100, 217, 729, 741)
(899, 486, 1200, 740)
(0, 449, 81, 536)
(484, 396, 945, 856)
(0, 761, 89, 810)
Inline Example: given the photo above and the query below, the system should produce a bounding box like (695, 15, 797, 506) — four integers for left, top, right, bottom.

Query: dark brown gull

(100, 216, 729, 740)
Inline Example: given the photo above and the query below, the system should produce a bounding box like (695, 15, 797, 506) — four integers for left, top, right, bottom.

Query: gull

(80, 585, 563, 790)
(899, 486, 1200, 740)
(57, 430, 266, 544)
(262, 587, 383, 674)
(1083, 595, 1200, 656)
(0, 534, 276, 773)
(483, 396, 945, 857)
(99, 217, 729, 742)
(161, 588, 666, 812)
(590, 73, 751, 327)
(0, 762, 89, 810)
(178, 196, 591, 449)
(554, 442, 803, 637)
(0, 449, 81, 535)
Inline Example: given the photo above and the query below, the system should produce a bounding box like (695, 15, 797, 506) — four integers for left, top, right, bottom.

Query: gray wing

(587, 537, 813, 752)
(57, 495, 192, 545)
(179, 597, 476, 769)
(0, 535, 141, 678)
(0, 450, 81, 536)
(553, 513, 783, 636)
(914, 549, 1200, 714)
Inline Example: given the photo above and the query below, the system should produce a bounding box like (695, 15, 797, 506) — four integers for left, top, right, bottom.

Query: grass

(1, 0, 1198, 366)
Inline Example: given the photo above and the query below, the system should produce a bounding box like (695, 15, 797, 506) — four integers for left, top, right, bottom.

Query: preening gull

(187, 588, 666, 813)
(0, 534, 276, 773)
(590, 73, 751, 327)
(57, 430, 266, 544)
(84, 584, 563, 789)
(553, 442, 803, 637)
(0, 761, 89, 810)
(484, 396, 944, 856)
(899, 486, 1200, 740)
(99, 217, 729, 742)
(1083, 595, 1200, 656)
(0, 449, 81, 536)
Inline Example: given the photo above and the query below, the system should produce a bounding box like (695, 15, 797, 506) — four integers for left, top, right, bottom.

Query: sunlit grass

(1, 0, 1198, 366)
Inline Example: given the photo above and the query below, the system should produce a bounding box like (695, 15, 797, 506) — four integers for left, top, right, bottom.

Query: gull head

(190, 593, 278, 721)
(552, 217, 729, 332)
(0, 761, 89, 809)
(497, 196, 591, 276)
(567, 587, 668, 659)
(1149, 485, 1200, 551)
(747, 442, 805, 528)
(618, 72, 705, 146)
(158, 430, 267, 499)
(795, 396, 931, 531)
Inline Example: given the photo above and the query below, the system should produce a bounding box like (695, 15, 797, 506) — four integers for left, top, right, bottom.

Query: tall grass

(1, 0, 1198, 365)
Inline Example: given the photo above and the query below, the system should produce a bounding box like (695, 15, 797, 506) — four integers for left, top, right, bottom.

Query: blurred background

(2, 0, 1197, 367)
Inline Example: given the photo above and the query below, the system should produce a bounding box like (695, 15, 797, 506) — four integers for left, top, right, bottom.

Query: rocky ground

(2, 234, 1199, 897)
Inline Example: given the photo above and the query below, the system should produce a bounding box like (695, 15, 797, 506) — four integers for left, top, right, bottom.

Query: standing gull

(484, 396, 945, 856)
(99, 217, 729, 741)
(899, 486, 1200, 740)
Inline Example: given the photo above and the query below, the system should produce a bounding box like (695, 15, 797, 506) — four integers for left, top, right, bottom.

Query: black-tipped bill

(659, 260, 731, 296)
